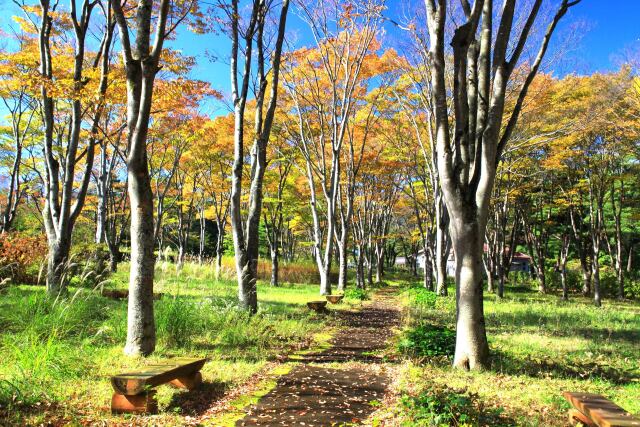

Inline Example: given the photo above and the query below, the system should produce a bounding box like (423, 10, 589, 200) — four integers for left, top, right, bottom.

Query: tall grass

(0, 287, 111, 408)
(0, 261, 327, 420)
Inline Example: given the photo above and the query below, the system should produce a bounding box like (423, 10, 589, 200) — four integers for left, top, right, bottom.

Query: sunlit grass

(0, 260, 331, 425)
(395, 279, 640, 425)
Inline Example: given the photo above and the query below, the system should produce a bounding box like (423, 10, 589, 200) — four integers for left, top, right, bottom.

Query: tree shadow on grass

(571, 327, 640, 346)
(165, 380, 227, 416)
(491, 349, 638, 385)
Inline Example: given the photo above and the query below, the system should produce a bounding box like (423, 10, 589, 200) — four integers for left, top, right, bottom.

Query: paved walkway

(237, 289, 400, 426)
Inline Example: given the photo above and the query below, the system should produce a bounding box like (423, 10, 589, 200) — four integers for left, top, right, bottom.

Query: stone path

(237, 289, 400, 426)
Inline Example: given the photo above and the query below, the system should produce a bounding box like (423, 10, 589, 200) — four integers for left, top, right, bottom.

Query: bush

(68, 243, 110, 289)
(406, 287, 437, 309)
(344, 287, 370, 301)
(398, 324, 455, 359)
(0, 233, 47, 285)
(401, 386, 506, 426)
(0, 288, 109, 409)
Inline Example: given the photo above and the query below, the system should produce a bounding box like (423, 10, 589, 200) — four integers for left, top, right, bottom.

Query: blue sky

(161, 0, 640, 114)
(554, 1, 640, 74)
(1, 0, 640, 115)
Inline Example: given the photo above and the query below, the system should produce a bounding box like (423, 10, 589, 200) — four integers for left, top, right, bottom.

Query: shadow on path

(237, 288, 400, 426)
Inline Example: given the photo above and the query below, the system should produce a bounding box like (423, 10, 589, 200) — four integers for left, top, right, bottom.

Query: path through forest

(237, 289, 401, 426)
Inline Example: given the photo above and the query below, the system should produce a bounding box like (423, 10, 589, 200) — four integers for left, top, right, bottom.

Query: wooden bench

(111, 357, 207, 414)
(564, 392, 640, 427)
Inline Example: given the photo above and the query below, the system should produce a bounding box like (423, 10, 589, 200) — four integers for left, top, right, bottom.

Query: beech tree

(282, 0, 384, 295)
(20, 0, 116, 295)
(193, 116, 233, 278)
(422, 0, 580, 369)
(226, 0, 290, 313)
(111, 0, 195, 355)
(0, 40, 36, 233)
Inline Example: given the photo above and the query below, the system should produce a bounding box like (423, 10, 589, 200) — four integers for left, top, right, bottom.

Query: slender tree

(422, 0, 580, 369)
(111, 0, 192, 355)
(227, 0, 290, 313)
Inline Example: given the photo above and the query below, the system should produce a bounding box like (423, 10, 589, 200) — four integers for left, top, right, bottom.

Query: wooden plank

(111, 390, 158, 414)
(569, 408, 597, 427)
(111, 357, 206, 395)
(563, 392, 640, 427)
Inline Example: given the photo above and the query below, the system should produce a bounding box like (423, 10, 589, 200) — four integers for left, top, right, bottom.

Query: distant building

(412, 248, 531, 277)
(510, 252, 532, 274)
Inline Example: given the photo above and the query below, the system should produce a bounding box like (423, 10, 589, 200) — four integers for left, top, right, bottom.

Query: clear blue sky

(1, 0, 640, 115)
(163, 0, 640, 114)
(554, 0, 640, 74)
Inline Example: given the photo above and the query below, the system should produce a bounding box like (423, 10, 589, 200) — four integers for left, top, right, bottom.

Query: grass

(395, 279, 640, 426)
(0, 260, 336, 425)
(2, 262, 638, 426)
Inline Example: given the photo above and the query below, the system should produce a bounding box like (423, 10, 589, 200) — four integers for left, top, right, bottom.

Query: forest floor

(235, 287, 401, 426)
(1, 262, 639, 426)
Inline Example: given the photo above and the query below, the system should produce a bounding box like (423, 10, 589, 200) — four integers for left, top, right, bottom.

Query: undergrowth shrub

(68, 243, 111, 289)
(0, 233, 47, 285)
(401, 386, 507, 426)
(405, 287, 437, 309)
(0, 287, 111, 339)
(156, 296, 202, 347)
(398, 324, 455, 359)
(344, 287, 369, 301)
(0, 288, 109, 409)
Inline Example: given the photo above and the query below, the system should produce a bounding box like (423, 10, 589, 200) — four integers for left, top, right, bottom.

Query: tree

(262, 132, 294, 287)
(422, 0, 580, 369)
(0, 36, 36, 233)
(18, 0, 116, 295)
(111, 0, 194, 355)
(282, 0, 384, 295)
(193, 116, 234, 278)
(226, 0, 290, 313)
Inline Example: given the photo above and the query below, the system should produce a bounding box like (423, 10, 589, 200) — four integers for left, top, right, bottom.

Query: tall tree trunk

(125, 155, 156, 355)
(375, 245, 384, 284)
(45, 235, 71, 295)
(270, 247, 279, 287)
(95, 147, 108, 243)
(198, 206, 205, 264)
(1, 141, 23, 233)
(592, 254, 601, 307)
(356, 245, 365, 289)
(435, 216, 449, 295)
(112, 0, 173, 356)
(337, 233, 348, 292)
(559, 234, 570, 301)
(215, 219, 225, 280)
(229, 0, 289, 312)
(451, 220, 490, 370)
(422, 0, 576, 371)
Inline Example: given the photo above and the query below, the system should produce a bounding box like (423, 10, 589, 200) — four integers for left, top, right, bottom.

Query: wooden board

(111, 357, 207, 395)
(563, 392, 640, 427)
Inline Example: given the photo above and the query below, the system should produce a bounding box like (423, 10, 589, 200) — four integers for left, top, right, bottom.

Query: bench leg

(111, 390, 158, 414)
(569, 409, 596, 427)
(169, 371, 202, 390)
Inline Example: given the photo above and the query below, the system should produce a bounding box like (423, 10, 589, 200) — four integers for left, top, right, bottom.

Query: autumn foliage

(0, 233, 47, 285)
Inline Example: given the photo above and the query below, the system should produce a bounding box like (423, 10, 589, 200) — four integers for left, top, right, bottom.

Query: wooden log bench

(111, 357, 207, 414)
(563, 392, 640, 427)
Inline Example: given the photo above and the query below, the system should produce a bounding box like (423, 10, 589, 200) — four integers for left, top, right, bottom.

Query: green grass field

(0, 260, 344, 425)
(0, 263, 638, 426)
(395, 280, 640, 426)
